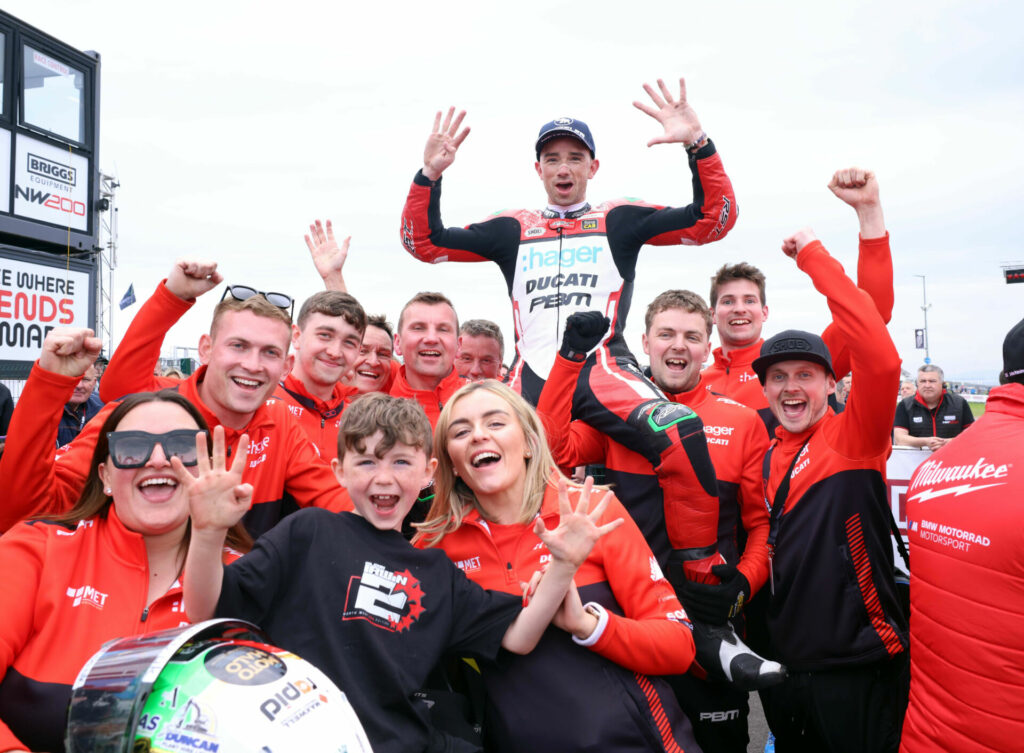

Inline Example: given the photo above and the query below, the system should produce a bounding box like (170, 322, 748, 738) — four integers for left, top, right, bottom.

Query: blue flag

(119, 284, 136, 310)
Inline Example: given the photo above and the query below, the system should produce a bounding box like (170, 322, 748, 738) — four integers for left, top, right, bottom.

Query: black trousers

(760, 653, 909, 753)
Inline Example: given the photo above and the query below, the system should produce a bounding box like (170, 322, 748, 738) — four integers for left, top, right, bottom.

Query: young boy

(180, 392, 618, 753)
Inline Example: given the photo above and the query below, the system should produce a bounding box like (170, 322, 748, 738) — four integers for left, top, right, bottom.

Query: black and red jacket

(763, 240, 906, 671)
(893, 389, 974, 438)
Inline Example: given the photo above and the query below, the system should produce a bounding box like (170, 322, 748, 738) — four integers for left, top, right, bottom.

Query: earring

(104, 487, 112, 495)
(525, 450, 532, 458)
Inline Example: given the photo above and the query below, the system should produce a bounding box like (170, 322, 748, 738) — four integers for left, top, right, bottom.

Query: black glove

(559, 312, 610, 362)
(676, 563, 751, 626)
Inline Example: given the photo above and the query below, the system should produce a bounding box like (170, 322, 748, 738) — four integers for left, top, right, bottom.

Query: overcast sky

(8, 0, 1023, 382)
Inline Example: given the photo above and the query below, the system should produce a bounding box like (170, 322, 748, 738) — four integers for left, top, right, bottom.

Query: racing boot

(667, 551, 787, 692)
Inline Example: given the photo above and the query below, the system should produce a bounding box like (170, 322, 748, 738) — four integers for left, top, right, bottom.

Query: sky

(6, 0, 1023, 383)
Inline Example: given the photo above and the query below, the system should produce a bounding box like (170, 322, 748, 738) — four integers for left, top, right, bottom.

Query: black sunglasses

(220, 285, 295, 320)
(106, 429, 209, 469)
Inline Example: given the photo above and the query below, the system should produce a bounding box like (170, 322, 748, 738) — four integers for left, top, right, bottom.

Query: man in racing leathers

(400, 77, 736, 585)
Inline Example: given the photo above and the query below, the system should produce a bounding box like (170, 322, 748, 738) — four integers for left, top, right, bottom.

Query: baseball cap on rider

(535, 117, 596, 159)
(752, 329, 835, 385)
(1000, 316, 1024, 384)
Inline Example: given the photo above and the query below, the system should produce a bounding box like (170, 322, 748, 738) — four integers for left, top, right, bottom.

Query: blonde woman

(418, 380, 701, 753)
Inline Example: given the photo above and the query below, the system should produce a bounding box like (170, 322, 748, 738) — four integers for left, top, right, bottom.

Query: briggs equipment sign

(14, 134, 89, 231)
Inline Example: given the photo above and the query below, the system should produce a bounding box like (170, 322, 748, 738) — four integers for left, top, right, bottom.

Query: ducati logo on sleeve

(344, 561, 425, 632)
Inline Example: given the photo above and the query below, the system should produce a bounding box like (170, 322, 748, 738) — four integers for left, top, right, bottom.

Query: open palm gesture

(633, 77, 704, 147)
(172, 425, 253, 532)
(534, 477, 623, 568)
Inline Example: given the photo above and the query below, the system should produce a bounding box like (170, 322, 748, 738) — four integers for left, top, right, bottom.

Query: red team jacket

(0, 284, 350, 537)
(388, 364, 467, 428)
(426, 480, 701, 752)
(900, 383, 1024, 753)
(762, 240, 906, 670)
(0, 498, 239, 752)
(702, 233, 894, 428)
(270, 372, 358, 460)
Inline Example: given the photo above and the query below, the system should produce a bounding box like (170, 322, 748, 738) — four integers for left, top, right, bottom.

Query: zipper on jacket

(140, 606, 149, 623)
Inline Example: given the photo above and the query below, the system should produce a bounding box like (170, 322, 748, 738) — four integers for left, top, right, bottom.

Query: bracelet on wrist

(684, 131, 708, 153)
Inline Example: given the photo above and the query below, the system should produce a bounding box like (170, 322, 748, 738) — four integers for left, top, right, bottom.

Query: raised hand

(172, 425, 253, 532)
(828, 167, 879, 209)
(782, 227, 818, 259)
(38, 327, 103, 377)
(632, 77, 704, 147)
(305, 219, 350, 291)
(534, 477, 623, 568)
(422, 107, 470, 181)
(828, 166, 886, 237)
(166, 258, 223, 301)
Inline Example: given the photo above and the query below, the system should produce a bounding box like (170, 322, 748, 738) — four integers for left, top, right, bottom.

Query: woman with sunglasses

(416, 380, 704, 753)
(0, 328, 250, 753)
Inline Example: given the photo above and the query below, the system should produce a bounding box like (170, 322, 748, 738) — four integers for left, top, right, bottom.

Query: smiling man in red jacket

(755, 227, 907, 753)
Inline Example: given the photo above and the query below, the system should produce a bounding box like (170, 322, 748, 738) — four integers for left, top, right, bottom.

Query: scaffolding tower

(95, 171, 120, 357)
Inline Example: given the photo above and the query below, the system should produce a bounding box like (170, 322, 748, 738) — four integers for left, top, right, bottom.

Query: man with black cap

(900, 316, 1024, 753)
(754, 227, 908, 752)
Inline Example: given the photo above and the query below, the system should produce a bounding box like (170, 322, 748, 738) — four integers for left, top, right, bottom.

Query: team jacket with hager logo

(763, 240, 907, 672)
(702, 233, 894, 433)
(400, 140, 737, 403)
(0, 507, 240, 753)
(269, 372, 358, 460)
(0, 282, 351, 538)
(900, 382, 1024, 753)
(426, 479, 702, 753)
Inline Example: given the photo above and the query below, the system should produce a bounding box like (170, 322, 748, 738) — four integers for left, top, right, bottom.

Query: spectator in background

(893, 364, 974, 450)
(0, 383, 13, 460)
(900, 317, 1024, 753)
(57, 365, 103, 447)
(456, 319, 504, 381)
(899, 379, 916, 401)
(835, 375, 851, 408)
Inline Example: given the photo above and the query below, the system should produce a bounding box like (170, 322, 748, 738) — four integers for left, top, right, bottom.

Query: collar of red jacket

(986, 382, 1024, 416)
(281, 372, 356, 411)
(712, 338, 764, 369)
(394, 364, 467, 396)
(665, 375, 713, 408)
